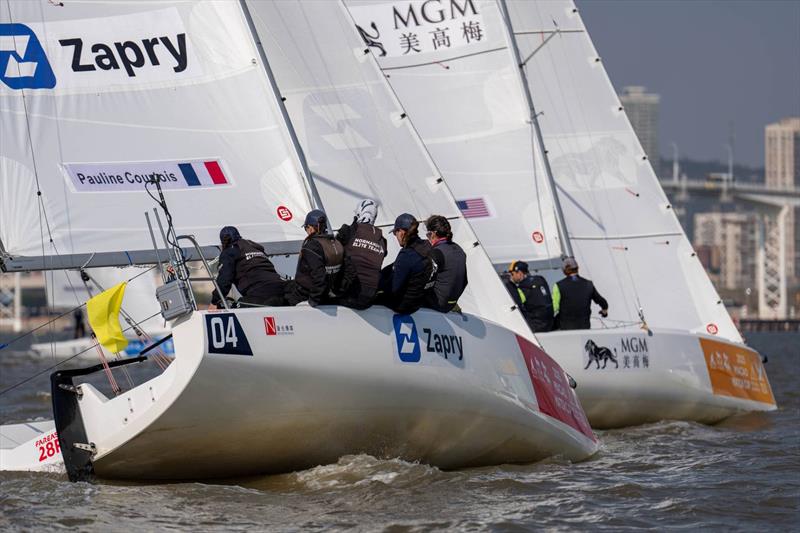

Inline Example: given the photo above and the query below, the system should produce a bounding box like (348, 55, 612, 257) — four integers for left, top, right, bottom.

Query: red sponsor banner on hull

(516, 335, 595, 441)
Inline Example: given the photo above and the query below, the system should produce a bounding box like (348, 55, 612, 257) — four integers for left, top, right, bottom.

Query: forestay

(0, 0, 312, 269)
(245, 0, 532, 337)
(342, 0, 563, 267)
(505, 0, 740, 341)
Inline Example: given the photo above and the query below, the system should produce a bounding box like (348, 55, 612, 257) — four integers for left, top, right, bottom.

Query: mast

(238, 0, 325, 215)
(497, 0, 574, 258)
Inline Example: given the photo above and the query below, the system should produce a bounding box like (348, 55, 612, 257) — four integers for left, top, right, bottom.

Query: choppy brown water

(1, 332, 798, 531)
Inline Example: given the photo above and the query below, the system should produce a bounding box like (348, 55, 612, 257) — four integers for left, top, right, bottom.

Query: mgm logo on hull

(584, 337, 650, 371)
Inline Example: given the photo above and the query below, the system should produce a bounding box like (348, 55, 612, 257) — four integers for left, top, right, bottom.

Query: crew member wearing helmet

(378, 213, 436, 314)
(423, 215, 467, 312)
(505, 260, 554, 332)
(285, 209, 354, 307)
(336, 199, 387, 309)
(209, 226, 287, 309)
(552, 257, 608, 330)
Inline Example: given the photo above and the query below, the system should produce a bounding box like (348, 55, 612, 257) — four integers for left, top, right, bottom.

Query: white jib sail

(1, 0, 313, 265)
(342, 0, 564, 267)
(245, 0, 533, 338)
(504, 0, 741, 341)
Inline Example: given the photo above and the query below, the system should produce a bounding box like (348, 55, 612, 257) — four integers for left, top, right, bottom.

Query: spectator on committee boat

(285, 209, 355, 307)
(209, 226, 287, 309)
(422, 215, 467, 313)
(504, 260, 554, 333)
(552, 257, 608, 330)
(376, 213, 436, 314)
(335, 199, 387, 310)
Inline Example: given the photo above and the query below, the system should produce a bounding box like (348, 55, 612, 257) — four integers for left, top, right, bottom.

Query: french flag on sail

(456, 198, 490, 218)
(177, 160, 229, 187)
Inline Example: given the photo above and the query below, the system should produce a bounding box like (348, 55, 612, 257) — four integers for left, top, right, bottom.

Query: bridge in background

(661, 177, 799, 320)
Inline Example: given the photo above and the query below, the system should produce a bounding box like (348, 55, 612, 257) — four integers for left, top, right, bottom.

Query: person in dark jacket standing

(423, 215, 467, 312)
(552, 257, 608, 330)
(378, 213, 435, 314)
(504, 260, 554, 332)
(336, 199, 387, 309)
(285, 209, 354, 307)
(209, 226, 287, 309)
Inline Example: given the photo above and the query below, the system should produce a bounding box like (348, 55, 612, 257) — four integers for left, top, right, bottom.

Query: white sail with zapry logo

(0, 0, 597, 479)
(343, 0, 776, 427)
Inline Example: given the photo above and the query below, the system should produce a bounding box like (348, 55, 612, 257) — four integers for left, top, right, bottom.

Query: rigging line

(526, 2, 641, 316)
(549, 15, 644, 314)
(0, 264, 158, 352)
(330, 3, 432, 216)
(379, 46, 508, 71)
(0, 310, 162, 397)
(4, 1, 58, 358)
(339, 1, 527, 329)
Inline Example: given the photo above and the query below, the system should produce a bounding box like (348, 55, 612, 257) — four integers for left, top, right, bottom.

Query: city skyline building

(694, 212, 757, 291)
(765, 117, 800, 284)
(620, 85, 660, 165)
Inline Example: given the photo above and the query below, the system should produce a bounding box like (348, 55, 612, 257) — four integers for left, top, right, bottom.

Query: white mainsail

(343, 0, 564, 267)
(248, 0, 532, 336)
(504, 0, 740, 341)
(1, 0, 313, 269)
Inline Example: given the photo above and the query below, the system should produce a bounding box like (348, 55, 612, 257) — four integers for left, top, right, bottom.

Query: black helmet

(219, 226, 241, 249)
(303, 209, 328, 231)
(391, 213, 416, 234)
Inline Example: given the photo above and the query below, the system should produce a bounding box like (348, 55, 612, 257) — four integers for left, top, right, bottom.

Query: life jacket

(393, 237, 436, 313)
(293, 234, 344, 298)
(343, 222, 386, 292)
(427, 240, 467, 312)
(518, 274, 554, 332)
(555, 275, 596, 330)
(233, 239, 284, 296)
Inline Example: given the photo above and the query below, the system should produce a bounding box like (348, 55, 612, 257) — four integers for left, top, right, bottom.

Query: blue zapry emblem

(0, 24, 56, 89)
(393, 314, 420, 363)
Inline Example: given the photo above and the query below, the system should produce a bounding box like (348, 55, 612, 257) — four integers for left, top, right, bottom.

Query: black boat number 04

(205, 313, 253, 356)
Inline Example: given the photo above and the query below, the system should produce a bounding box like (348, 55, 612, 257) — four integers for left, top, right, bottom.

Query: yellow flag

(86, 282, 129, 353)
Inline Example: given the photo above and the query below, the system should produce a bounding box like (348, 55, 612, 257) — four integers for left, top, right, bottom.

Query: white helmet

(354, 199, 378, 225)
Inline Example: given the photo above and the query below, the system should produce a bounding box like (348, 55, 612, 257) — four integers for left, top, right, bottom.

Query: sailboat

(28, 267, 173, 359)
(0, 0, 596, 480)
(343, 0, 776, 428)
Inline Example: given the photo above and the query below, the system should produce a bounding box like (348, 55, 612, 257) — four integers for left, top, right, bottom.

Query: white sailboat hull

(49, 306, 596, 480)
(538, 328, 777, 429)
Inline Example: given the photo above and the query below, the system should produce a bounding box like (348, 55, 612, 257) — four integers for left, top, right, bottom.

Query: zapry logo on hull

(349, 0, 487, 59)
(0, 8, 199, 91)
(393, 314, 421, 363)
(62, 158, 232, 193)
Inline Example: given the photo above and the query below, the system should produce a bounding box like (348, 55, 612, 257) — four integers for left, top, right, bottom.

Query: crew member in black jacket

(285, 209, 354, 307)
(505, 260, 554, 332)
(552, 257, 608, 330)
(209, 226, 287, 309)
(423, 215, 467, 312)
(336, 199, 387, 309)
(378, 213, 435, 314)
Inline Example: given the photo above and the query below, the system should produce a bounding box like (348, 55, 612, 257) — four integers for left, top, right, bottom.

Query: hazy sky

(577, 0, 800, 167)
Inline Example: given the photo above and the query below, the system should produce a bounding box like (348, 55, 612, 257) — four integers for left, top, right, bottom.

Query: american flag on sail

(456, 198, 490, 218)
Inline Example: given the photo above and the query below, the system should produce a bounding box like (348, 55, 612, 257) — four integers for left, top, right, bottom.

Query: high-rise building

(694, 212, 757, 291)
(620, 86, 660, 165)
(765, 117, 800, 283)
